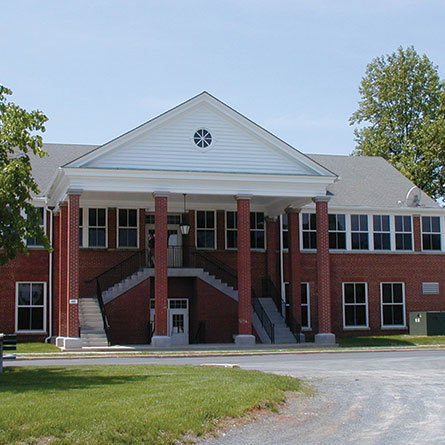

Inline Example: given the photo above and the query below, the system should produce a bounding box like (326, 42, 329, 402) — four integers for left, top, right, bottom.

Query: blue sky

(2, 0, 444, 155)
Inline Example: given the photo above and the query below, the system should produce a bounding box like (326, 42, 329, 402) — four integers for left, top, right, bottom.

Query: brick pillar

(152, 193, 170, 346)
(58, 204, 68, 337)
(52, 212, 60, 337)
(313, 196, 335, 344)
(265, 217, 279, 284)
(287, 209, 301, 331)
(67, 193, 80, 338)
(234, 195, 255, 345)
(413, 214, 422, 252)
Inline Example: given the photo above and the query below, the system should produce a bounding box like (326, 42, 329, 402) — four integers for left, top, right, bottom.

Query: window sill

(381, 326, 408, 330)
(15, 330, 47, 334)
(343, 327, 370, 330)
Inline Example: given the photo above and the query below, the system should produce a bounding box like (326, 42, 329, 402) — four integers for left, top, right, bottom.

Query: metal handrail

(252, 298, 275, 343)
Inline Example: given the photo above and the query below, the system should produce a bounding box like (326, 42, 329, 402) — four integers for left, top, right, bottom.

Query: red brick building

(2, 92, 445, 348)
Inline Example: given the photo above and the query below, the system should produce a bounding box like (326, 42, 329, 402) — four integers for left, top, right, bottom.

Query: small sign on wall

(69, 299, 78, 304)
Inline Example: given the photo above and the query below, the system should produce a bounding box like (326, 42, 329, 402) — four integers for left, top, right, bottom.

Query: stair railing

(262, 276, 301, 343)
(95, 279, 111, 346)
(252, 298, 275, 343)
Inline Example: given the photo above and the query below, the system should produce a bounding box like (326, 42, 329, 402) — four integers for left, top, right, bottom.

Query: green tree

(350, 46, 445, 200)
(0, 85, 50, 265)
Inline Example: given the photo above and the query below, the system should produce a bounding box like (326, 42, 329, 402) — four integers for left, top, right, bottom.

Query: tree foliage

(350, 46, 445, 200)
(0, 85, 50, 265)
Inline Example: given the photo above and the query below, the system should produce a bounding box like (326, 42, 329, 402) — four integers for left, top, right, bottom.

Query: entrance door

(168, 299, 189, 345)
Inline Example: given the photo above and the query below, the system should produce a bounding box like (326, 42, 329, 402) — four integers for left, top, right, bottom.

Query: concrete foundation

(151, 335, 172, 348)
(314, 333, 336, 345)
(234, 334, 256, 346)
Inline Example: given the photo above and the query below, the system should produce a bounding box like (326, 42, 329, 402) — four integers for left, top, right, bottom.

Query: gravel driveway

(7, 349, 445, 444)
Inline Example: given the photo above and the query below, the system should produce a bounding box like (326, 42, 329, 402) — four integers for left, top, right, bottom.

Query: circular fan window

(193, 129, 212, 149)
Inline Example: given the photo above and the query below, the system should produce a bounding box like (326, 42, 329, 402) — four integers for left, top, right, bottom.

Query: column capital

(66, 188, 83, 196)
(413, 213, 421, 218)
(265, 216, 278, 222)
(285, 207, 301, 214)
(153, 191, 170, 198)
(312, 196, 330, 204)
(235, 194, 253, 201)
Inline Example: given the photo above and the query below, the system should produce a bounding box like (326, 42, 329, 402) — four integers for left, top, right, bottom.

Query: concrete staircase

(79, 298, 109, 347)
(257, 297, 298, 344)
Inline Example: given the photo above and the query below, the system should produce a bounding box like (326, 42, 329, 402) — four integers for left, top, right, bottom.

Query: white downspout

(279, 214, 285, 316)
(45, 207, 54, 343)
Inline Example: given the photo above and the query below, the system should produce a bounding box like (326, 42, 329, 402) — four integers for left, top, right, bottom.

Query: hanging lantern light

(179, 193, 190, 235)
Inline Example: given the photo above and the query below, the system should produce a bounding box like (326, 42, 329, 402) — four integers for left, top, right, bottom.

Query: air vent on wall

(422, 282, 439, 295)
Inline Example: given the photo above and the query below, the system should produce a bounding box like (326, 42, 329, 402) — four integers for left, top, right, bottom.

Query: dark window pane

(301, 284, 307, 303)
(303, 213, 310, 230)
(373, 215, 381, 232)
(360, 233, 369, 249)
(374, 233, 382, 250)
(310, 214, 316, 229)
(344, 284, 354, 303)
(197, 211, 205, 228)
(393, 284, 403, 302)
(360, 215, 368, 230)
(403, 234, 412, 250)
(206, 211, 214, 228)
(422, 216, 431, 233)
(89, 208, 97, 226)
(18, 284, 31, 305)
(351, 215, 359, 231)
(89, 228, 97, 247)
(98, 228, 106, 247)
(31, 284, 44, 305)
(79, 208, 83, 226)
(356, 306, 366, 325)
(310, 232, 317, 249)
(404, 216, 411, 231)
(282, 213, 288, 229)
(250, 212, 255, 228)
(382, 215, 390, 231)
(282, 231, 288, 250)
(301, 306, 308, 327)
(128, 210, 137, 227)
(79, 228, 83, 246)
(257, 212, 264, 229)
(328, 215, 337, 231)
(119, 209, 127, 227)
(383, 306, 393, 325)
(393, 305, 404, 325)
(18, 308, 31, 330)
(345, 306, 355, 326)
(98, 209, 106, 226)
(303, 232, 310, 249)
(356, 284, 366, 301)
(338, 232, 346, 249)
(31, 308, 44, 330)
(352, 233, 360, 249)
(382, 284, 392, 302)
(227, 231, 237, 248)
(395, 216, 402, 232)
(432, 234, 441, 250)
(432, 217, 440, 232)
(227, 212, 235, 229)
(205, 231, 215, 248)
(337, 215, 346, 231)
(382, 234, 391, 250)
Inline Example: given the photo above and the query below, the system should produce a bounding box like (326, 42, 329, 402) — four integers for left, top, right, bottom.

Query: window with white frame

(302, 213, 317, 249)
(381, 283, 405, 327)
(250, 212, 265, 249)
(343, 283, 368, 328)
(88, 208, 106, 247)
(79, 208, 107, 247)
(226, 211, 237, 249)
(118, 209, 138, 248)
(196, 210, 215, 249)
(373, 215, 391, 250)
(351, 215, 369, 250)
(422, 216, 441, 251)
(225, 211, 265, 249)
(301, 283, 310, 329)
(329, 214, 346, 249)
(26, 207, 45, 247)
(282, 214, 289, 249)
(16, 282, 46, 331)
(395, 216, 413, 250)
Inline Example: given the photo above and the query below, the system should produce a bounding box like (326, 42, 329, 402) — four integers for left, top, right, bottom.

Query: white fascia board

(65, 92, 337, 179)
(50, 168, 334, 205)
(301, 204, 444, 215)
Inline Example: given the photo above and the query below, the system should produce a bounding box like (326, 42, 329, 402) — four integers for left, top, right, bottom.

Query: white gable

(71, 94, 332, 177)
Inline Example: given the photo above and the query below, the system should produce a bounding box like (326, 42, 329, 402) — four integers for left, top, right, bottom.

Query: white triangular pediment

(67, 93, 335, 178)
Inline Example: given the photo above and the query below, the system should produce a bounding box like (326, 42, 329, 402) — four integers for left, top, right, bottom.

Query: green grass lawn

(337, 335, 445, 347)
(16, 342, 60, 353)
(0, 365, 301, 445)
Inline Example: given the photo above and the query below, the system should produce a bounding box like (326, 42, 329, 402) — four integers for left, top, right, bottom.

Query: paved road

(6, 350, 445, 444)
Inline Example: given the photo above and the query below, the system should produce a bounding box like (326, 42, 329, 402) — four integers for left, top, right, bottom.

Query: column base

(234, 334, 256, 346)
(314, 333, 336, 345)
(57, 337, 83, 350)
(151, 335, 172, 348)
(297, 333, 306, 343)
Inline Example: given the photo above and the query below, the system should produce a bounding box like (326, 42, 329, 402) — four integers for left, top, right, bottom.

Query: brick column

(67, 193, 80, 338)
(313, 196, 335, 344)
(152, 193, 170, 347)
(52, 212, 60, 337)
(265, 217, 279, 284)
(234, 195, 255, 345)
(287, 209, 302, 335)
(413, 214, 422, 252)
(58, 204, 68, 338)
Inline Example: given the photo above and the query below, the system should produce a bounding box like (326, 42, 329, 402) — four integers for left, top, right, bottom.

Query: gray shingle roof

(308, 154, 439, 209)
(31, 143, 99, 196)
(30, 144, 439, 209)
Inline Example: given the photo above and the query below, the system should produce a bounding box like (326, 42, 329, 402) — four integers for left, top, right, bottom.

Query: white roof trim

(64, 92, 337, 178)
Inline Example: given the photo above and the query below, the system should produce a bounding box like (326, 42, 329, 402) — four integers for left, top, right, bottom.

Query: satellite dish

(405, 186, 421, 207)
